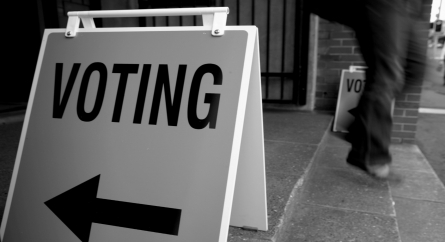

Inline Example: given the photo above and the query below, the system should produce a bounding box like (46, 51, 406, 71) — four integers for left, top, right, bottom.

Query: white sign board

(1, 9, 267, 242)
(333, 66, 395, 133)
(333, 67, 366, 132)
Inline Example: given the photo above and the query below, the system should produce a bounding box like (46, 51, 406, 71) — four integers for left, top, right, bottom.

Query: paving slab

(314, 145, 351, 170)
(302, 138, 396, 216)
(416, 113, 445, 185)
(265, 141, 318, 176)
(389, 169, 445, 202)
(300, 166, 395, 216)
(280, 202, 400, 242)
(394, 197, 445, 242)
(263, 110, 332, 145)
(391, 144, 435, 173)
(389, 144, 445, 202)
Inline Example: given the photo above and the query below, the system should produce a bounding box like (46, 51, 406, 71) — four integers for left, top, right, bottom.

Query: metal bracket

(349, 66, 367, 72)
(65, 16, 80, 37)
(81, 17, 96, 29)
(202, 11, 228, 36)
(65, 7, 229, 38)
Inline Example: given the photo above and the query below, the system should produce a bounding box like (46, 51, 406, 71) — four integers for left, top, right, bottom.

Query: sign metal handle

(65, 7, 229, 38)
(349, 66, 367, 72)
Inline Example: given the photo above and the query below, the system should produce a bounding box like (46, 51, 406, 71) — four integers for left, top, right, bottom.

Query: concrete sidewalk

(279, 131, 445, 242)
(230, 110, 445, 242)
(1, 109, 444, 241)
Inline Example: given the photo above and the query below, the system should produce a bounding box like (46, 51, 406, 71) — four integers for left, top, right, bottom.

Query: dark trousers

(306, 0, 426, 167)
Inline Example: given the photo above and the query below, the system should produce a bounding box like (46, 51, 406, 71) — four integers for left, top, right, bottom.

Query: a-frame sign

(1, 7, 267, 242)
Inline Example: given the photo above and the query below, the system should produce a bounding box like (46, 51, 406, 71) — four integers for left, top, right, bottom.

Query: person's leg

(346, 0, 408, 177)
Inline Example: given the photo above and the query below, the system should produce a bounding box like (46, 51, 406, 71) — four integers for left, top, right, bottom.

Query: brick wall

(316, 21, 364, 110)
(315, 0, 432, 143)
(392, 85, 423, 143)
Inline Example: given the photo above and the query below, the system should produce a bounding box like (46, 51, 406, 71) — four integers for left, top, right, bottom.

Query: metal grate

(53, 0, 309, 105)
(138, 0, 309, 105)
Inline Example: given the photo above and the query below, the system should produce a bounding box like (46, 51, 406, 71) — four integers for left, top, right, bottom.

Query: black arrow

(45, 175, 181, 242)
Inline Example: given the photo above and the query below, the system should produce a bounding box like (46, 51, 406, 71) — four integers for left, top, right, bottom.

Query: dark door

(1, 1, 43, 104)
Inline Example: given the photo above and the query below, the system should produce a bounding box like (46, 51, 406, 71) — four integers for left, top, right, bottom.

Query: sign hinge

(202, 11, 228, 37)
(65, 16, 80, 37)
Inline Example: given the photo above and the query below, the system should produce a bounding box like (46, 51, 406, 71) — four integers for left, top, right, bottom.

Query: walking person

(306, 0, 427, 178)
